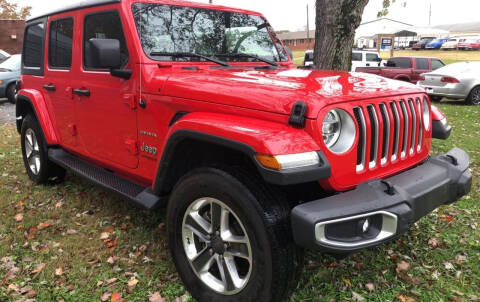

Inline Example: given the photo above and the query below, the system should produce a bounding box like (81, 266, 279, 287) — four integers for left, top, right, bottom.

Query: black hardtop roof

(27, 0, 121, 22)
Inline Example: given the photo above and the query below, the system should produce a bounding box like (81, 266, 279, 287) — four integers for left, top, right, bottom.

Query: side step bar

(48, 148, 162, 210)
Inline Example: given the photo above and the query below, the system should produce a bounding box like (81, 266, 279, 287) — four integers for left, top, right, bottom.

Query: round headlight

(423, 98, 430, 130)
(322, 109, 356, 154)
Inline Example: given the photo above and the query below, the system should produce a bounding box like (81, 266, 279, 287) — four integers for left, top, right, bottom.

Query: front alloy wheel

(467, 86, 480, 105)
(182, 198, 252, 295)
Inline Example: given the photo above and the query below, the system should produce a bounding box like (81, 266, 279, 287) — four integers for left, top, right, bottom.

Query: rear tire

(467, 86, 480, 105)
(6, 84, 16, 104)
(430, 96, 443, 102)
(21, 114, 66, 184)
(167, 167, 303, 302)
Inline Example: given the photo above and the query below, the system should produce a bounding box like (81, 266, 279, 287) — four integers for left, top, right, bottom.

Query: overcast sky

(17, 0, 480, 31)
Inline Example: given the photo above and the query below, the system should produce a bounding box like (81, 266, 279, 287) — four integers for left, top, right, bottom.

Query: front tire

(467, 86, 480, 105)
(167, 167, 303, 302)
(21, 115, 66, 184)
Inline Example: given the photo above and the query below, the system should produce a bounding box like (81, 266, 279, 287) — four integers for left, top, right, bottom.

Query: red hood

(151, 66, 425, 119)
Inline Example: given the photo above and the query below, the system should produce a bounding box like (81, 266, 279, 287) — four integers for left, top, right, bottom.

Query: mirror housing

(88, 38, 121, 69)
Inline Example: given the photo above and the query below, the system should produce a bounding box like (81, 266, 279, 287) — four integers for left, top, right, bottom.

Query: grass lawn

(293, 49, 480, 66)
(0, 103, 479, 301)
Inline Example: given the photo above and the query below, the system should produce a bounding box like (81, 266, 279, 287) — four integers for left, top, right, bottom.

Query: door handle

(43, 84, 56, 91)
(73, 89, 91, 97)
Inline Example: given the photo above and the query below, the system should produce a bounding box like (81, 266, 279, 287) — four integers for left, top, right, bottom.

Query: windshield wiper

(150, 52, 230, 67)
(216, 53, 279, 67)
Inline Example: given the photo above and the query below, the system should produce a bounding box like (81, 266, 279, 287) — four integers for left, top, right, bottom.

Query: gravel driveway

(0, 99, 15, 124)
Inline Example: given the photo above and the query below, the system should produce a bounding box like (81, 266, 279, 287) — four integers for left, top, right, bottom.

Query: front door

(74, 9, 138, 169)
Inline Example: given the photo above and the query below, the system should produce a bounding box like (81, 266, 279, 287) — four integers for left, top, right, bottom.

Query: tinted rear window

(388, 58, 412, 68)
(415, 58, 429, 70)
(431, 59, 445, 70)
(352, 52, 362, 61)
(366, 53, 380, 62)
(49, 18, 74, 69)
(23, 22, 45, 68)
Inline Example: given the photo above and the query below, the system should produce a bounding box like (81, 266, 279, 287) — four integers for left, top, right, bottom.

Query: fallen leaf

(149, 292, 166, 302)
(100, 292, 112, 302)
(343, 279, 352, 287)
(55, 267, 63, 276)
(20, 285, 34, 294)
(100, 232, 110, 240)
(452, 290, 465, 296)
(111, 292, 123, 302)
(127, 276, 139, 287)
(105, 278, 117, 286)
(427, 237, 438, 248)
(352, 291, 365, 302)
(37, 222, 51, 230)
(8, 283, 19, 292)
(396, 294, 415, 302)
(454, 255, 467, 263)
(97, 281, 104, 287)
(107, 257, 115, 264)
(14, 213, 23, 222)
(396, 261, 410, 272)
(365, 283, 375, 291)
(55, 202, 63, 209)
(444, 262, 455, 270)
(66, 229, 77, 235)
(32, 263, 46, 274)
(175, 295, 189, 302)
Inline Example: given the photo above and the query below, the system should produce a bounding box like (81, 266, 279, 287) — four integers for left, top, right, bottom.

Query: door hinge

(123, 94, 137, 110)
(125, 139, 139, 155)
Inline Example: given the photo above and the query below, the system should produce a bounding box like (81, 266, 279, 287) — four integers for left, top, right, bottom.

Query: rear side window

(352, 52, 362, 61)
(83, 11, 129, 70)
(49, 18, 74, 69)
(22, 20, 46, 75)
(366, 53, 380, 62)
(415, 58, 429, 70)
(388, 58, 412, 68)
(432, 59, 445, 70)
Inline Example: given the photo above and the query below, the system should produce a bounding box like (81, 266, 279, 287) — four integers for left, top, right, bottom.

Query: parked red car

(16, 1, 471, 301)
(458, 38, 480, 50)
(355, 57, 446, 84)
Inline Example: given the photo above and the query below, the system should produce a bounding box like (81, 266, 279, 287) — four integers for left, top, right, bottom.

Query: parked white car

(303, 49, 385, 71)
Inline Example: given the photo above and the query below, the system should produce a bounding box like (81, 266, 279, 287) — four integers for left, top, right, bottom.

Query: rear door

(413, 58, 429, 83)
(44, 14, 77, 150)
(73, 9, 138, 169)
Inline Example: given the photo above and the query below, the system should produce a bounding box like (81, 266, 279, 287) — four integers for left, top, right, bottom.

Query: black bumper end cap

(432, 119, 452, 140)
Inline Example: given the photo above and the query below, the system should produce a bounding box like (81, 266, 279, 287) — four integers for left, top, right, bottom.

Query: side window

(352, 52, 362, 61)
(83, 11, 129, 70)
(49, 18, 74, 69)
(366, 53, 380, 62)
(432, 59, 445, 70)
(415, 58, 429, 70)
(388, 58, 412, 68)
(22, 20, 46, 75)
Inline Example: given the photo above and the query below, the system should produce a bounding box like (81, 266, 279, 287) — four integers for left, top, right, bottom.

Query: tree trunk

(314, 0, 369, 71)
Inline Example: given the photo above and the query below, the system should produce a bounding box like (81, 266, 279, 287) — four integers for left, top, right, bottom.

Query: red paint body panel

(20, 0, 442, 193)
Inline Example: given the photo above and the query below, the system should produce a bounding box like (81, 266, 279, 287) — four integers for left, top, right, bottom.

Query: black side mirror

(89, 38, 121, 69)
(285, 47, 293, 60)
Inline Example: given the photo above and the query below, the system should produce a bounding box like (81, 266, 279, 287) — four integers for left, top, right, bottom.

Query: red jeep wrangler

(17, 1, 471, 301)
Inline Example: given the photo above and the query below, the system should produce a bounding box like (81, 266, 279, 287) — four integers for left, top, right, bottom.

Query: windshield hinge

(289, 101, 308, 128)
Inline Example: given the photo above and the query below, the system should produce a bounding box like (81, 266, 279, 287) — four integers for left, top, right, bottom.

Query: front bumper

(291, 148, 472, 253)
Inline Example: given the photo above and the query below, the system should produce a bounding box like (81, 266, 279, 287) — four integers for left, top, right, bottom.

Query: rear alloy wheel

(6, 84, 16, 104)
(167, 167, 303, 302)
(467, 86, 480, 105)
(21, 115, 66, 184)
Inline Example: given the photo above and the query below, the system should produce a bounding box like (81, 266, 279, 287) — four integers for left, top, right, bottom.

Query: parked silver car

(418, 61, 480, 105)
(0, 54, 21, 104)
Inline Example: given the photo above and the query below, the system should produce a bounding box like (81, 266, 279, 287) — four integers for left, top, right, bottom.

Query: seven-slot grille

(354, 97, 427, 173)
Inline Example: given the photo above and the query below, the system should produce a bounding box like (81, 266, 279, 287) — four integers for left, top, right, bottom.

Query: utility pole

(429, 3, 432, 26)
(209, 0, 212, 3)
(306, 4, 310, 49)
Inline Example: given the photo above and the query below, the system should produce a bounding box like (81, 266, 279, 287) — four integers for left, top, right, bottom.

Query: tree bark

(314, 0, 369, 71)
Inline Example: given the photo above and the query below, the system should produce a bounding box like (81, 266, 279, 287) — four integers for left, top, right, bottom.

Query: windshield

(131, 3, 288, 63)
(0, 55, 21, 71)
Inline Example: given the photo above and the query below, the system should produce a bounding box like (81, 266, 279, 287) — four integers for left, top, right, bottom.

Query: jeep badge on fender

(16, 1, 471, 301)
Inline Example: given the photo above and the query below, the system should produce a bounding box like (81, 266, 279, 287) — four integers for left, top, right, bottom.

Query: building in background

(435, 22, 480, 37)
(278, 30, 315, 51)
(0, 20, 25, 54)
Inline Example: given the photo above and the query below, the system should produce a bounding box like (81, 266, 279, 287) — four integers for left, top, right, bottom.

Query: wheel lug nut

(224, 243, 228, 249)
(216, 231, 220, 236)
(209, 249, 213, 255)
